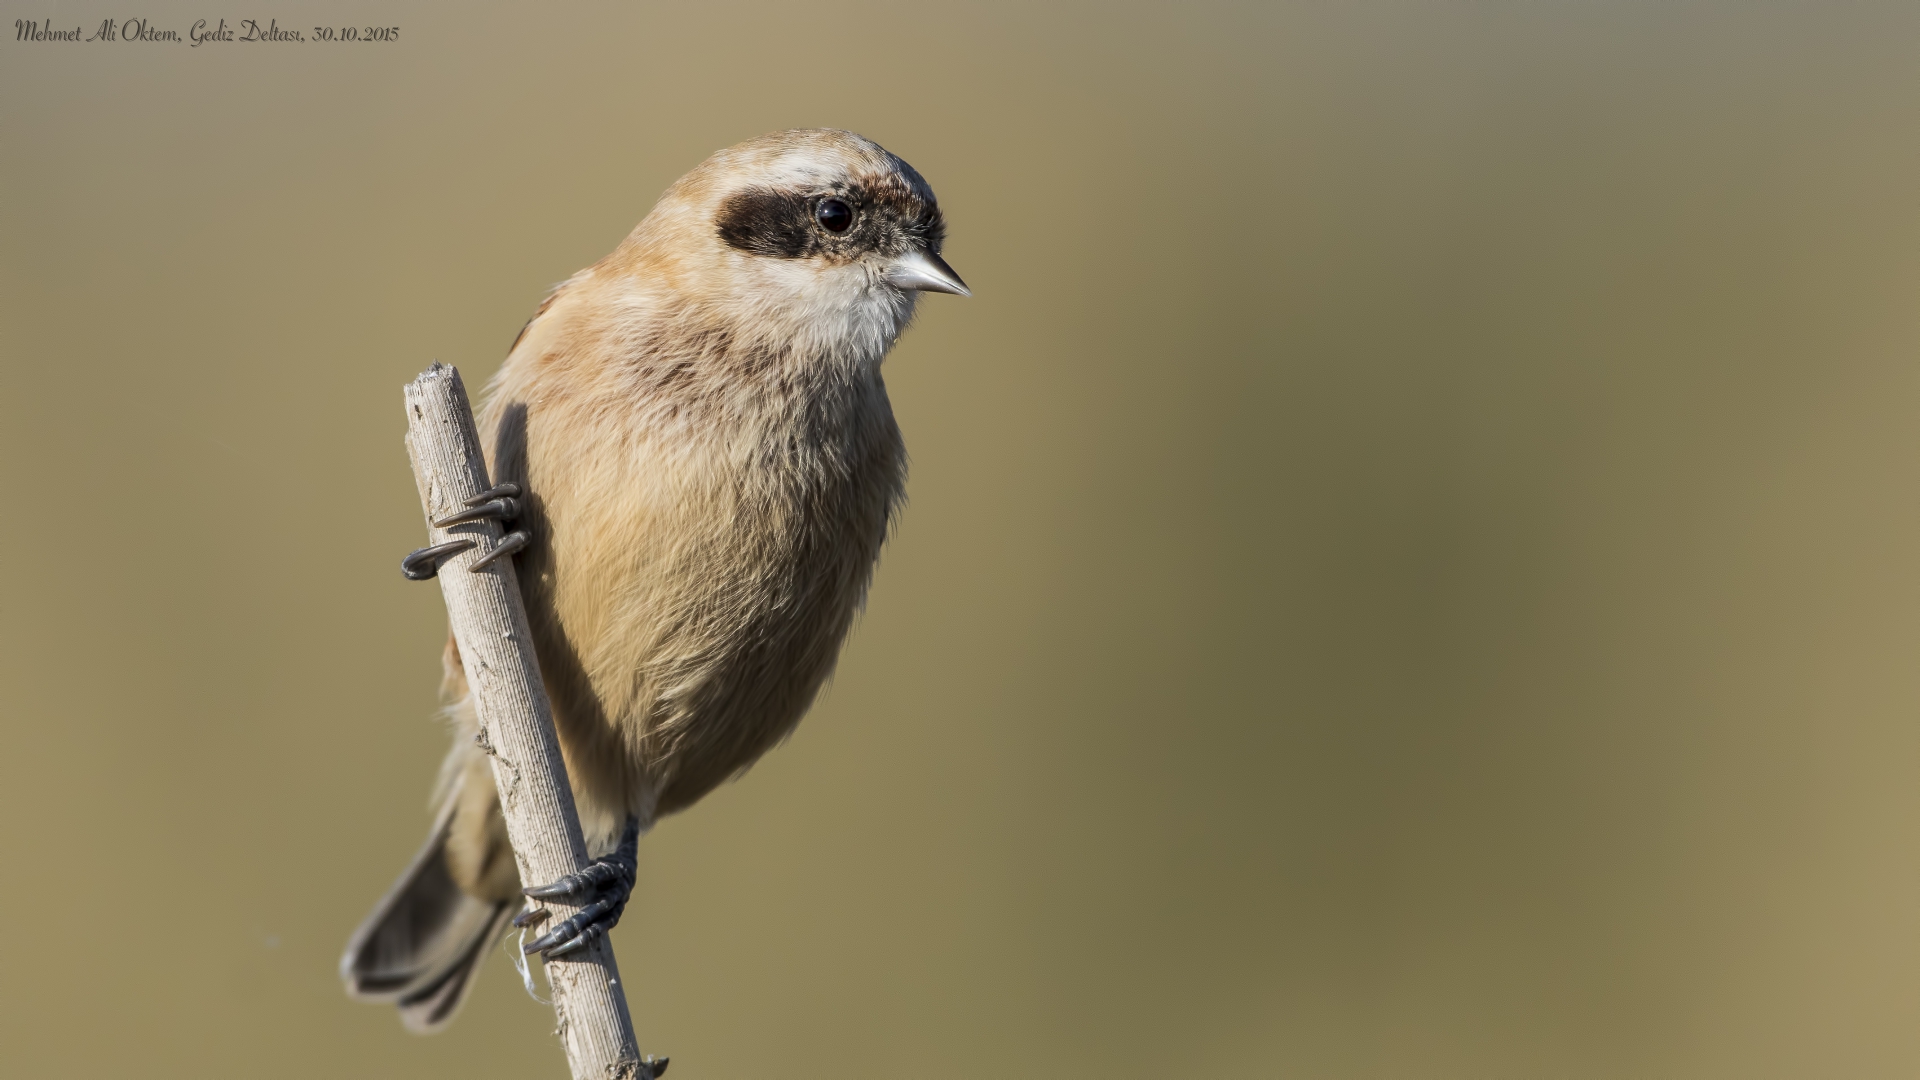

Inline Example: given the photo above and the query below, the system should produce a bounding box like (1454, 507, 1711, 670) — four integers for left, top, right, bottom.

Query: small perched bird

(341, 129, 967, 1031)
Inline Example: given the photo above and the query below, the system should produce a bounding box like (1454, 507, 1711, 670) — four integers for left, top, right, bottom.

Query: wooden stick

(403, 363, 651, 1080)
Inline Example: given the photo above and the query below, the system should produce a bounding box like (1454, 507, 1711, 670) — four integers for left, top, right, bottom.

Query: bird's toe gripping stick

(517, 815, 642, 961)
(401, 482, 530, 580)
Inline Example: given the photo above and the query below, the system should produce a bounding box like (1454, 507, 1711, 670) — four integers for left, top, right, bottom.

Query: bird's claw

(522, 896, 625, 959)
(402, 483, 528, 580)
(469, 530, 529, 573)
(400, 539, 476, 581)
(520, 816, 640, 960)
(467, 482, 522, 505)
(524, 858, 631, 899)
(432, 482, 524, 527)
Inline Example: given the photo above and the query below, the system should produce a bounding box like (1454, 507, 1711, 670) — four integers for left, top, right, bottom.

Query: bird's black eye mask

(716, 185, 945, 263)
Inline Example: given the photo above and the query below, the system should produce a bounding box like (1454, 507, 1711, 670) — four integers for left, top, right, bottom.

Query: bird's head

(621, 129, 967, 363)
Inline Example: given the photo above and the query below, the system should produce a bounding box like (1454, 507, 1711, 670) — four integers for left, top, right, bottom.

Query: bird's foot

(518, 816, 640, 960)
(400, 483, 528, 580)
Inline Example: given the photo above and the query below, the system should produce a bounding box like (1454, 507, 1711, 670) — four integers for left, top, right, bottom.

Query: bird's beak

(885, 248, 971, 296)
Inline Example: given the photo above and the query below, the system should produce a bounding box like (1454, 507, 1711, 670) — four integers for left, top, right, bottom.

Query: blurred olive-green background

(6, 2, 1920, 1076)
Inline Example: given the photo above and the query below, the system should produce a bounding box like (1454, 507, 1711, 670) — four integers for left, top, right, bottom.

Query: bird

(340, 128, 967, 1032)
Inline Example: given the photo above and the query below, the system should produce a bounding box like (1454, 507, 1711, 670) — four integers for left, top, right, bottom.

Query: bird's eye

(815, 198, 854, 234)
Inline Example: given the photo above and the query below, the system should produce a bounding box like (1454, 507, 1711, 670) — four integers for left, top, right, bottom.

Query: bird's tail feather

(341, 783, 514, 1033)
